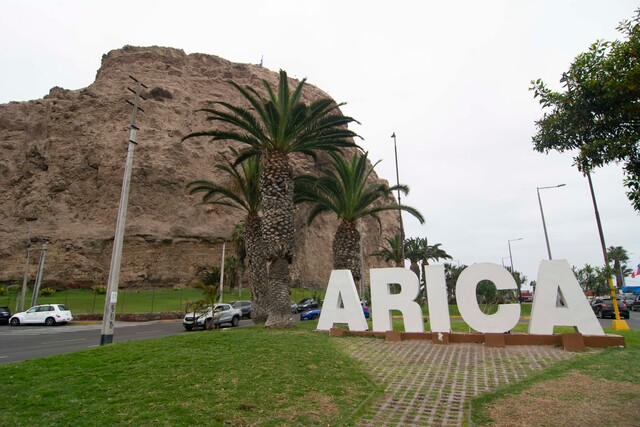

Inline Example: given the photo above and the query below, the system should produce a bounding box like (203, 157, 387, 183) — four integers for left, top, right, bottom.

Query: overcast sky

(1, 1, 639, 289)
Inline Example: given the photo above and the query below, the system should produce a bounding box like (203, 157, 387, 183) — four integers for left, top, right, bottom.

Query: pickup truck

(183, 303, 242, 330)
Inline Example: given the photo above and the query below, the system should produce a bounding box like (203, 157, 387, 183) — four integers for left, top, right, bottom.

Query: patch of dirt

(486, 371, 640, 426)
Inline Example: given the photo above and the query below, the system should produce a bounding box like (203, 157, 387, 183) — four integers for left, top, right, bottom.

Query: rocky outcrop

(0, 46, 400, 289)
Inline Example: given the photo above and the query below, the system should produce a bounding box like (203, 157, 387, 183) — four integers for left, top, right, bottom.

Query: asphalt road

(0, 319, 253, 364)
(2, 310, 637, 365)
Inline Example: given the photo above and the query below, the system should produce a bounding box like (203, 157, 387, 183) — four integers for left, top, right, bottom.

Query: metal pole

(219, 241, 226, 304)
(536, 184, 566, 260)
(585, 171, 628, 329)
(100, 76, 146, 346)
(391, 132, 405, 262)
(508, 238, 523, 300)
(31, 242, 47, 307)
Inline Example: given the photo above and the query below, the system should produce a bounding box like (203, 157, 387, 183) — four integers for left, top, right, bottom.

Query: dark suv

(232, 301, 252, 319)
(0, 306, 11, 325)
(591, 298, 630, 319)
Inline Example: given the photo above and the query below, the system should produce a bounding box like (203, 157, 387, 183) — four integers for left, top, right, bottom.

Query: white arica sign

(317, 260, 605, 336)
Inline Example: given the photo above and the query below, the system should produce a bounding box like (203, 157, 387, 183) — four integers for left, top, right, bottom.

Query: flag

(632, 263, 640, 278)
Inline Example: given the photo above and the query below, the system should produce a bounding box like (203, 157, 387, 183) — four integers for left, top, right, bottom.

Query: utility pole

(100, 76, 146, 345)
(30, 241, 47, 307)
(18, 216, 36, 311)
(391, 132, 405, 262)
(585, 170, 629, 330)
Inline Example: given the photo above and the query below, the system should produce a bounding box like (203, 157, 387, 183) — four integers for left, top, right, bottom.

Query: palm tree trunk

(333, 220, 361, 283)
(261, 152, 295, 328)
(244, 214, 268, 324)
(409, 261, 420, 280)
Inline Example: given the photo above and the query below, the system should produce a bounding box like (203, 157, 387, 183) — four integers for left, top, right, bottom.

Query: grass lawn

(1, 326, 380, 426)
(0, 287, 327, 314)
(470, 328, 640, 426)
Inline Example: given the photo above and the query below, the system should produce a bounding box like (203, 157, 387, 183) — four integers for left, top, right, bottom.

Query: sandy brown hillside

(0, 45, 400, 289)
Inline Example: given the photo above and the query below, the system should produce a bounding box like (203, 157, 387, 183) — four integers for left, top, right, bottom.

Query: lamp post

(501, 257, 511, 268)
(537, 184, 565, 260)
(219, 239, 226, 304)
(508, 238, 524, 300)
(391, 132, 405, 261)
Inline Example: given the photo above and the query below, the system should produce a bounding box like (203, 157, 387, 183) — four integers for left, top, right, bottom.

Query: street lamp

(391, 132, 405, 261)
(501, 257, 511, 268)
(537, 184, 566, 260)
(508, 238, 524, 300)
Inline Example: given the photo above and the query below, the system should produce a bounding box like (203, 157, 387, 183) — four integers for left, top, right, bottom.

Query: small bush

(92, 285, 107, 295)
(0, 286, 6, 296)
(39, 287, 56, 297)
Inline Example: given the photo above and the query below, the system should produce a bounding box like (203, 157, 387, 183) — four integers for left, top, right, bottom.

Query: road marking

(87, 345, 99, 348)
(46, 338, 87, 344)
(135, 329, 162, 334)
(0, 356, 7, 359)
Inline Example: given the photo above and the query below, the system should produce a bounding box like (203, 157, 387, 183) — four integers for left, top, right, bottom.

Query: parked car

(300, 305, 370, 321)
(0, 306, 11, 325)
(290, 301, 299, 314)
(591, 298, 630, 319)
(183, 303, 242, 330)
(297, 298, 320, 313)
(9, 304, 73, 326)
(631, 296, 640, 311)
(232, 300, 252, 318)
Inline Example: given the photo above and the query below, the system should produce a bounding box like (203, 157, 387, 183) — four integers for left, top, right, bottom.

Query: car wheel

(625, 312, 630, 320)
(311, 313, 319, 320)
(184, 325, 193, 331)
(45, 317, 56, 326)
(10, 318, 19, 326)
(231, 316, 239, 327)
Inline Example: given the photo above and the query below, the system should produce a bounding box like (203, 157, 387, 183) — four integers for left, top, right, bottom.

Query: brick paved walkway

(337, 338, 578, 426)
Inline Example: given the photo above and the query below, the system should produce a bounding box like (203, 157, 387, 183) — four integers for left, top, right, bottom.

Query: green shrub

(39, 287, 56, 297)
(0, 286, 6, 296)
(92, 285, 107, 295)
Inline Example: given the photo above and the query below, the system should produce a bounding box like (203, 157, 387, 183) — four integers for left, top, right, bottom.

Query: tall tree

(187, 149, 268, 323)
(607, 246, 631, 288)
(404, 237, 425, 279)
(416, 238, 452, 286)
(371, 234, 404, 267)
(531, 9, 640, 212)
(296, 151, 424, 284)
(184, 70, 360, 327)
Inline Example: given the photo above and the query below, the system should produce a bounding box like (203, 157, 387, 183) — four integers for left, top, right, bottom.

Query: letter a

(317, 270, 368, 331)
(529, 260, 604, 335)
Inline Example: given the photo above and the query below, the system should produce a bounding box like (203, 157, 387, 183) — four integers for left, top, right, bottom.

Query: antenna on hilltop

(259, 55, 263, 68)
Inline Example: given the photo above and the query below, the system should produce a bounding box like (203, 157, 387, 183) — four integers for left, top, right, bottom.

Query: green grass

(0, 287, 327, 314)
(0, 326, 380, 426)
(469, 328, 640, 426)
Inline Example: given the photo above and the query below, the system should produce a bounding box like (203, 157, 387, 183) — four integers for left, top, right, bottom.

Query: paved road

(0, 319, 253, 364)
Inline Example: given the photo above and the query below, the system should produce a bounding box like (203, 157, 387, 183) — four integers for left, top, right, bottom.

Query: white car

(9, 304, 73, 326)
(183, 303, 242, 330)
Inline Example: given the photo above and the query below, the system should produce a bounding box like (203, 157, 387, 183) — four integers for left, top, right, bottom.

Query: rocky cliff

(0, 46, 400, 289)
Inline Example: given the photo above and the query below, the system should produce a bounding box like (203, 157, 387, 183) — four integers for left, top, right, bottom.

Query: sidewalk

(337, 338, 578, 426)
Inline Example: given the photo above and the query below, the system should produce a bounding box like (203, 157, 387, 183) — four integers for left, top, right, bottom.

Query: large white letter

(529, 260, 604, 335)
(317, 270, 368, 331)
(456, 263, 521, 333)
(425, 265, 451, 332)
(370, 268, 424, 333)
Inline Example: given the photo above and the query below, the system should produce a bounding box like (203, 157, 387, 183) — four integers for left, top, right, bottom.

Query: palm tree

(415, 238, 452, 286)
(184, 70, 360, 328)
(607, 246, 631, 288)
(296, 151, 424, 284)
(404, 237, 425, 279)
(371, 234, 404, 267)
(187, 148, 268, 323)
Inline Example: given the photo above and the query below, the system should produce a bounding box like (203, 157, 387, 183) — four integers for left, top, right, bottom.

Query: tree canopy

(531, 8, 640, 212)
